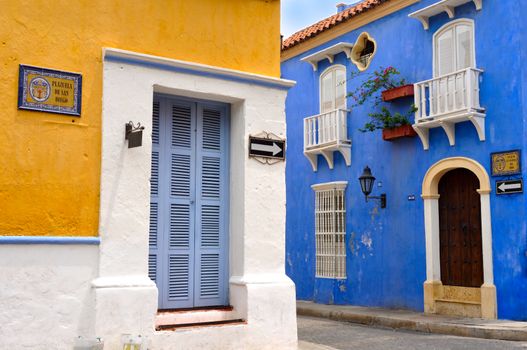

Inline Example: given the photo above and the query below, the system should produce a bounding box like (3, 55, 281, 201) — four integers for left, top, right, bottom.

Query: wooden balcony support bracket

(321, 150, 334, 170)
(413, 125, 430, 151)
(304, 144, 351, 172)
(468, 112, 486, 141)
(338, 146, 351, 167)
(413, 111, 485, 150)
(415, 16, 430, 30)
(444, 5, 455, 18)
(439, 120, 456, 146)
(305, 152, 319, 172)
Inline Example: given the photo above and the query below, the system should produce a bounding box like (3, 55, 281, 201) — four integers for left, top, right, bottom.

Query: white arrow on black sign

(251, 142, 282, 156)
(496, 179, 523, 195)
(248, 136, 285, 160)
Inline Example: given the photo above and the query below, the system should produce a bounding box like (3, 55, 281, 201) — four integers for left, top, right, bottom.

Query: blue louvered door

(194, 104, 228, 307)
(149, 97, 228, 309)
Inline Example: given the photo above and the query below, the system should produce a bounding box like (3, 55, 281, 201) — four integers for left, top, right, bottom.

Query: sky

(281, 0, 362, 39)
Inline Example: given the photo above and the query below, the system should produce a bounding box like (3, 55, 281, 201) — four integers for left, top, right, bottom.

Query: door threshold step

(436, 298, 481, 305)
(158, 305, 233, 314)
(156, 306, 240, 328)
(156, 319, 246, 331)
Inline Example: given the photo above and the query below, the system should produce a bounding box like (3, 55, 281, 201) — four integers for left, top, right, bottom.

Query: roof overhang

(300, 42, 354, 71)
(408, 0, 482, 30)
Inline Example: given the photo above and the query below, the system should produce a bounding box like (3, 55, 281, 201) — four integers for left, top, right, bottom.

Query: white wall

(0, 245, 98, 349)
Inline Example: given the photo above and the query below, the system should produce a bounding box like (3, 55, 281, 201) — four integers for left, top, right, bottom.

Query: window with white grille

(311, 181, 347, 279)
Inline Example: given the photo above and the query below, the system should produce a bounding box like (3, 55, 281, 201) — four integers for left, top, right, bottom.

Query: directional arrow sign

(248, 136, 285, 160)
(496, 179, 523, 195)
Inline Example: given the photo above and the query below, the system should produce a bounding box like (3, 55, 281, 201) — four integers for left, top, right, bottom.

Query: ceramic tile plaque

(491, 150, 521, 176)
(18, 65, 82, 116)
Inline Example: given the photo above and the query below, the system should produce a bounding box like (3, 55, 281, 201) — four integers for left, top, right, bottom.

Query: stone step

(155, 306, 243, 329)
(435, 299, 481, 318)
(442, 285, 481, 303)
(435, 298, 480, 305)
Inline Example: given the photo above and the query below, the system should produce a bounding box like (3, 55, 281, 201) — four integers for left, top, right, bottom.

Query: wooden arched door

(438, 168, 483, 287)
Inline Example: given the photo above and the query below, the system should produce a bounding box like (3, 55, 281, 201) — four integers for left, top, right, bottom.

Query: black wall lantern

(359, 166, 386, 208)
(125, 121, 145, 148)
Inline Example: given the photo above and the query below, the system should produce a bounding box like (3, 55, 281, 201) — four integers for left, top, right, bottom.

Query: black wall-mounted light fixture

(125, 121, 145, 148)
(358, 166, 386, 208)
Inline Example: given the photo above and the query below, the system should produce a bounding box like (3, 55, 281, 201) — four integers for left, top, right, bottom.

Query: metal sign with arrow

(496, 179, 523, 195)
(248, 136, 285, 160)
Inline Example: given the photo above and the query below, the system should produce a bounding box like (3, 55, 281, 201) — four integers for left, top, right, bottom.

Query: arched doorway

(422, 157, 496, 319)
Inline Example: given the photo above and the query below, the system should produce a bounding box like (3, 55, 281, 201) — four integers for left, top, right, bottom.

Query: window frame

(350, 32, 377, 72)
(433, 18, 476, 77)
(311, 181, 347, 279)
(319, 64, 347, 114)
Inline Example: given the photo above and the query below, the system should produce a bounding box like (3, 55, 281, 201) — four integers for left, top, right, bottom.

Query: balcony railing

(303, 109, 351, 171)
(413, 67, 486, 150)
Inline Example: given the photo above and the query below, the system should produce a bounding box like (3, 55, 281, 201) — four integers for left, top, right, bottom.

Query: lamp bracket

(366, 193, 386, 208)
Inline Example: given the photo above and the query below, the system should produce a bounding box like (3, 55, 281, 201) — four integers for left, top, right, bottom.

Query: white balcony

(304, 109, 351, 171)
(413, 67, 485, 150)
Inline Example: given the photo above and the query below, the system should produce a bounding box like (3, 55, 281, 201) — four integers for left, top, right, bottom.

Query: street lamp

(358, 166, 386, 208)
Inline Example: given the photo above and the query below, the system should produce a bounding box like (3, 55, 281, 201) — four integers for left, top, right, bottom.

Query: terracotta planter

(382, 124, 417, 141)
(381, 84, 414, 102)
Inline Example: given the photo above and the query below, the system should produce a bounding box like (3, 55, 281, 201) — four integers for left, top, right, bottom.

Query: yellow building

(0, 1, 297, 348)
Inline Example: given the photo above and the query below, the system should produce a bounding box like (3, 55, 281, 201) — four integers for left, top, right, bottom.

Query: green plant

(348, 66, 414, 132)
(359, 105, 418, 132)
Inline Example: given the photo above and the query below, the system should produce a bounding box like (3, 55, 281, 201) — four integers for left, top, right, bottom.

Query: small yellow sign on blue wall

(491, 150, 521, 176)
(18, 65, 82, 116)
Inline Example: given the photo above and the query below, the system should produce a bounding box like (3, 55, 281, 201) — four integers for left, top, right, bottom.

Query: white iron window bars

(312, 182, 347, 279)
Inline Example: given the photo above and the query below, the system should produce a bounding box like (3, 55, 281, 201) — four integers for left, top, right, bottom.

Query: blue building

(281, 0, 527, 320)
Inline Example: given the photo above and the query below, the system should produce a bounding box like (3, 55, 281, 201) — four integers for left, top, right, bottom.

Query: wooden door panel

(439, 168, 483, 287)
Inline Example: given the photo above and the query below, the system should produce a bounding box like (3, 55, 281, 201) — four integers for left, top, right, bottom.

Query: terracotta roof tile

(282, 0, 390, 51)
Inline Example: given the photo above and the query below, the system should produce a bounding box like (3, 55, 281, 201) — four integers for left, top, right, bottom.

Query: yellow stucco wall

(0, 0, 281, 236)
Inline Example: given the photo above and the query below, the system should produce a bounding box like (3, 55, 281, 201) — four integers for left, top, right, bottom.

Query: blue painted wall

(282, 0, 527, 320)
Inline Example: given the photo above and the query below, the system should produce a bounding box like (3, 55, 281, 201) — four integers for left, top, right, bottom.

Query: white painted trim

(311, 181, 348, 191)
(103, 47, 296, 89)
(433, 18, 476, 77)
(423, 197, 441, 281)
(479, 192, 494, 284)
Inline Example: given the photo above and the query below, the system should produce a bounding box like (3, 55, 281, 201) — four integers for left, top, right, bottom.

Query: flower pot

(382, 124, 417, 141)
(381, 84, 414, 102)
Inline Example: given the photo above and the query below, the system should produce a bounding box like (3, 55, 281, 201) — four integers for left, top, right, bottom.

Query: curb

(297, 302, 527, 342)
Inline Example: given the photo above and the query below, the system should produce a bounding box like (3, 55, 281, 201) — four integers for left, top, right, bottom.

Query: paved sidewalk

(298, 340, 339, 350)
(297, 301, 527, 342)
